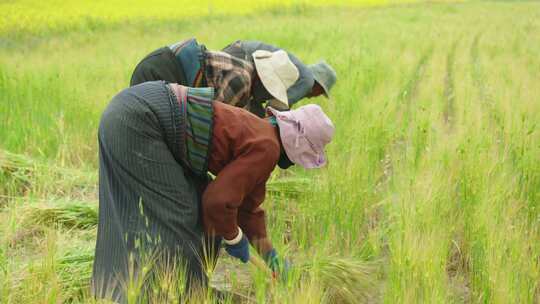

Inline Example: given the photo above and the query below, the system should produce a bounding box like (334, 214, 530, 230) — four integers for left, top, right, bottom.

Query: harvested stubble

(0, 149, 36, 198)
(266, 176, 310, 198)
(7, 244, 95, 302)
(250, 253, 378, 304)
(263, 256, 378, 304)
(21, 201, 98, 229)
(0, 149, 97, 202)
(56, 248, 94, 300)
(303, 256, 378, 303)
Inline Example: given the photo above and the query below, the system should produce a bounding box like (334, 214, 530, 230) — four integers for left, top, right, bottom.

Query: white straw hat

(253, 50, 299, 109)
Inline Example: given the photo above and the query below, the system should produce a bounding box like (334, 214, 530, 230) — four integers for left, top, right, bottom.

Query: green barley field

(1, 0, 539, 303)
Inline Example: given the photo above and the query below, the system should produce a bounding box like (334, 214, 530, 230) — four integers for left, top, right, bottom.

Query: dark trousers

(92, 81, 219, 303)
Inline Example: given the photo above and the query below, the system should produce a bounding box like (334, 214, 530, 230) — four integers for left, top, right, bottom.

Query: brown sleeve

(237, 183, 267, 241)
(202, 141, 277, 240)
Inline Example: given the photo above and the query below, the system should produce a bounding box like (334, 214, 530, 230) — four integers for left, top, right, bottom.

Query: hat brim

(253, 58, 289, 107)
(314, 78, 330, 98)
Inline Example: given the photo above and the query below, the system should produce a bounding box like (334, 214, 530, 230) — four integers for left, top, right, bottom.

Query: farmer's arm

(202, 142, 278, 243)
(238, 183, 274, 255)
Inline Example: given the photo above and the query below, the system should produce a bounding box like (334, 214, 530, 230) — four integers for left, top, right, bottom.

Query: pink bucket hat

(268, 104, 335, 169)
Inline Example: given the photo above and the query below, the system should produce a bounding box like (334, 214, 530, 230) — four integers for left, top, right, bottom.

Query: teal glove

(264, 249, 290, 281)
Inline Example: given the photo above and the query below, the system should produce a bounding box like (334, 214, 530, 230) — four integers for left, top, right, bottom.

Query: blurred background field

(0, 0, 461, 37)
(1, 0, 539, 303)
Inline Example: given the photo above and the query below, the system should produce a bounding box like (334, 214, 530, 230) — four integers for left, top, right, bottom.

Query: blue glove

(264, 249, 290, 281)
(225, 234, 250, 263)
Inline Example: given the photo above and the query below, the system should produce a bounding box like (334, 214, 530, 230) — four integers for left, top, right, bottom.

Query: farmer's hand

(224, 228, 250, 263)
(264, 248, 290, 281)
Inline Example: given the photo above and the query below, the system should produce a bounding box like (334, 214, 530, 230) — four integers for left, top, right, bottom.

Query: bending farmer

(222, 40, 336, 115)
(129, 38, 336, 117)
(91, 80, 335, 302)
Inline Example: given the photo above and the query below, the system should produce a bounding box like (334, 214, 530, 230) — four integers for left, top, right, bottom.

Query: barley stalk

(297, 256, 378, 304)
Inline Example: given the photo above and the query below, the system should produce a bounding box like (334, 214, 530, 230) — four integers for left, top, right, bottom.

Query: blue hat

(308, 60, 337, 97)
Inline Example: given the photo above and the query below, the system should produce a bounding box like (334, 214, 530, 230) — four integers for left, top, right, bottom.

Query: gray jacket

(222, 40, 314, 106)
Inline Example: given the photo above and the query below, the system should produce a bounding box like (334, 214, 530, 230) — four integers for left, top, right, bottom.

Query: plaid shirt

(204, 51, 254, 108)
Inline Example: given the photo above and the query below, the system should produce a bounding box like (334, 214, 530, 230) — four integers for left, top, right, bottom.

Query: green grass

(1, 0, 540, 303)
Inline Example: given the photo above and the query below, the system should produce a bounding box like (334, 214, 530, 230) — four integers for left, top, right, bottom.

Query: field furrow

(396, 46, 434, 128)
(443, 38, 459, 129)
(469, 32, 505, 140)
